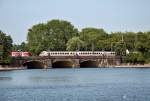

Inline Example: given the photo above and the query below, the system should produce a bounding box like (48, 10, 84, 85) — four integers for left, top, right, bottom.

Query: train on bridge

(39, 51, 116, 57)
(11, 52, 32, 57)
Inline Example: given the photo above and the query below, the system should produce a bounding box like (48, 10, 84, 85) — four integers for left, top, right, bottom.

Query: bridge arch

(23, 60, 45, 69)
(80, 60, 99, 68)
(52, 61, 74, 68)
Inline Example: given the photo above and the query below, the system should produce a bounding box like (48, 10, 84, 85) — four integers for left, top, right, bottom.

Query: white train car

(39, 51, 116, 57)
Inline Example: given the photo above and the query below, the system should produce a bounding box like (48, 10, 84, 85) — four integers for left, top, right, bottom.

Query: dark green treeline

(9, 19, 150, 64)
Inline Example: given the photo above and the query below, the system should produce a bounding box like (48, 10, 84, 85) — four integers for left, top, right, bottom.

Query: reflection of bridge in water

(11, 51, 121, 69)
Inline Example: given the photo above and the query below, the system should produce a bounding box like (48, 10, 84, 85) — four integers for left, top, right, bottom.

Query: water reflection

(0, 77, 12, 80)
(30, 76, 71, 82)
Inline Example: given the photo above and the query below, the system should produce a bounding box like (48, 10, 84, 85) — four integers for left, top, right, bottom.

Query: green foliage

(12, 42, 28, 52)
(125, 52, 145, 64)
(27, 19, 78, 55)
(66, 37, 85, 51)
(0, 30, 13, 64)
(113, 42, 126, 56)
(135, 32, 150, 52)
(96, 39, 111, 51)
(25, 19, 150, 64)
(79, 28, 108, 51)
(123, 32, 136, 51)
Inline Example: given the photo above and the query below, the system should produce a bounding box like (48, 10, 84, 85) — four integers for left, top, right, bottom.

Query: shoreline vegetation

(1, 64, 150, 71)
(1, 19, 150, 66)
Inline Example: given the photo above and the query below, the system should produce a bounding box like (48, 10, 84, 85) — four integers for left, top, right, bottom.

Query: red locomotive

(11, 52, 32, 57)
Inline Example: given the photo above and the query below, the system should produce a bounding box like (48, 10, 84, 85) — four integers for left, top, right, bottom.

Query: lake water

(0, 68, 150, 101)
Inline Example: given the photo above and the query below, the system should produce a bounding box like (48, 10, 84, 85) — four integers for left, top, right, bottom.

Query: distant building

(11, 52, 32, 57)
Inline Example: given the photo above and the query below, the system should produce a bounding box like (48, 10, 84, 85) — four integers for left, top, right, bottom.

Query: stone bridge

(11, 51, 121, 69)
(11, 55, 121, 69)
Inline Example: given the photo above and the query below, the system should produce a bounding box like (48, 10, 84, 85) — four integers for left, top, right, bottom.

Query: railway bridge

(11, 51, 121, 69)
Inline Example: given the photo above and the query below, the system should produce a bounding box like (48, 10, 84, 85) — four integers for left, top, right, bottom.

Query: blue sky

(0, 0, 150, 44)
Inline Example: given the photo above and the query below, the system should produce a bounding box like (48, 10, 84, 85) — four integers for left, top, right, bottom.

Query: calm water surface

(0, 68, 150, 101)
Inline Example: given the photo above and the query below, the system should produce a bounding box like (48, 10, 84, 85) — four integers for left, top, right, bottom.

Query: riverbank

(0, 65, 25, 71)
(114, 64, 150, 68)
(0, 68, 23, 71)
(0, 64, 150, 71)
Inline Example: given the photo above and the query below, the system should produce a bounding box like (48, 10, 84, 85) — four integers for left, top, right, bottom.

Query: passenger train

(11, 52, 32, 57)
(39, 51, 116, 56)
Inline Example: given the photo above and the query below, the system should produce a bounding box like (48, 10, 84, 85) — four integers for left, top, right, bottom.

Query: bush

(125, 52, 145, 64)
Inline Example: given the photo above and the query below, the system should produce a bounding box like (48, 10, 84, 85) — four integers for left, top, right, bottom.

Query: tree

(113, 42, 126, 56)
(27, 19, 78, 55)
(96, 39, 112, 51)
(0, 30, 13, 64)
(125, 52, 145, 64)
(79, 28, 108, 51)
(66, 37, 85, 51)
(135, 32, 149, 53)
(12, 42, 28, 52)
(123, 32, 136, 51)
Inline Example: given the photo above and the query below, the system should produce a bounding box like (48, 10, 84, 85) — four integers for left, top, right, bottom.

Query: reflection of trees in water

(30, 76, 71, 82)
(0, 77, 12, 80)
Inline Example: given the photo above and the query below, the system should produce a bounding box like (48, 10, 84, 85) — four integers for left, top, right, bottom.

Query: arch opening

(23, 61, 45, 69)
(80, 60, 99, 68)
(52, 61, 73, 68)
